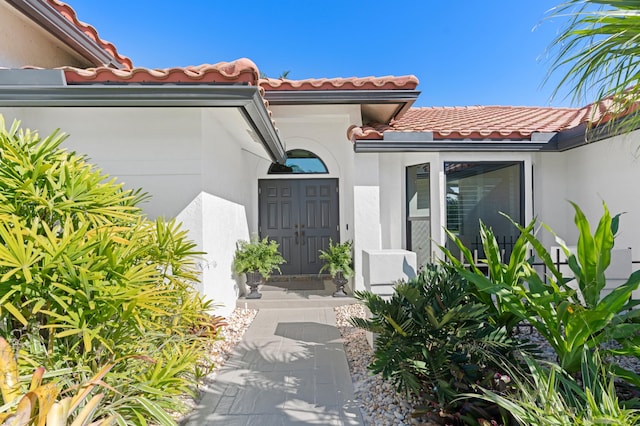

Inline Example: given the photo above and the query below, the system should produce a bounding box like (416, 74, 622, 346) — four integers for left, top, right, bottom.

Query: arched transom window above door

(268, 149, 328, 174)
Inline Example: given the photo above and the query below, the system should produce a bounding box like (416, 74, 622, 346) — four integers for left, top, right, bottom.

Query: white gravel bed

(201, 307, 258, 370)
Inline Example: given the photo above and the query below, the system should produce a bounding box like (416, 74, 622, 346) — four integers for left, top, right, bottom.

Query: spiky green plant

(0, 116, 215, 423)
(467, 349, 640, 425)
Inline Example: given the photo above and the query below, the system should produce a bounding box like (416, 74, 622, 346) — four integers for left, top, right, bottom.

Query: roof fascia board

(263, 90, 421, 105)
(555, 117, 640, 151)
(355, 130, 559, 152)
(0, 69, 66, 85)
(552, 123, 588, 151)
(6, 0, 124, 68)
(242, 90, 287, 163)
(354, 140, 552, 153)
(0, 85, 286, 163)
(383, 131, 434, 142)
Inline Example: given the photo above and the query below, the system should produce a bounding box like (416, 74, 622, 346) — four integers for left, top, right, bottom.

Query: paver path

(183, 307, 364, 425)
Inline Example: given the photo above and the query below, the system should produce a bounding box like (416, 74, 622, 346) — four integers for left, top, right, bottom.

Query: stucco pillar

(353, 153, 382, 292)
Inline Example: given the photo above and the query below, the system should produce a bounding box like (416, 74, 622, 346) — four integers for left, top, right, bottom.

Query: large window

(268, 149, 328, 174)
(445, 162, 523, 261)
(406, 163, 431, 268)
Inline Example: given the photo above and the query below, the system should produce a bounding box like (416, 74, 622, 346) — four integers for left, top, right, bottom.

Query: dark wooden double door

(259, 179, 339, 275)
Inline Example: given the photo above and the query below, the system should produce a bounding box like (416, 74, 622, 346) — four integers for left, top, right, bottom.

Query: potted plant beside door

(319, 239, 354, 297)
(233, 236, 285, 299)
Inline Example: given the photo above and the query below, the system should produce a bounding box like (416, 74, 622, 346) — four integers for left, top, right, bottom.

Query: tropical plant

(468, 349, 640, 425)
(318, 239, 353, 278)
(351, 264, 522, 421)
(444, 201, 640, 374)
(233, 236, 285, 279)
(546, 0, 640, 135)
(0, 337, 115, 425)
(0, 116, 216, 423)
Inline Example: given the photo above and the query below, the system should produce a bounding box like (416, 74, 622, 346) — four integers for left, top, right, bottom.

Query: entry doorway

(259, 179, 339, 275)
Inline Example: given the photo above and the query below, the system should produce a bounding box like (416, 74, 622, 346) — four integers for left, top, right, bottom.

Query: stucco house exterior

(2, 0, 639, 316)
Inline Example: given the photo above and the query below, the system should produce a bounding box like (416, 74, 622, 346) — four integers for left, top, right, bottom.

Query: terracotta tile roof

(260, 75, 418, 91)
(60, 58, 260, 84)
(348, 106, 590, 140)
(45, 0, 133, 69)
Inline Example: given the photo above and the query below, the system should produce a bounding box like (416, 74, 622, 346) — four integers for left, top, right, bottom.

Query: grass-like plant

(0, 116, 217, 423)
(352, 264, 522, 421)
(467, 349, 640, 425)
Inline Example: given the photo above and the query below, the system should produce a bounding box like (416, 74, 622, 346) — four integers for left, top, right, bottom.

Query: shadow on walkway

(182, 308, 363, 425)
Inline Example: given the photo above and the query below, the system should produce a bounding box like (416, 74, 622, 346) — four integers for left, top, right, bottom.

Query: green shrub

(318, 239, 353, 278)
(233, 236, 285, 279)
(352, 264, 522, 420)
(444, 201, 640, 374)
(0, 116, 215, 423)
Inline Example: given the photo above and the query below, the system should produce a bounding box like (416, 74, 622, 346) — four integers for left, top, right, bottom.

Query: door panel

(259, 179, 339, 275)
(260, 180, 301, 274)
(299, 180, 338, 274)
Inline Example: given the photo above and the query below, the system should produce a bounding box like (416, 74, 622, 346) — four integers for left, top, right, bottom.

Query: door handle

(301, 230, 305, 245)
(294, 231, 299, 245)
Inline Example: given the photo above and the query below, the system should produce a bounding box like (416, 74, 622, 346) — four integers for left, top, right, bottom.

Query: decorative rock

(338, 304, 640, 425)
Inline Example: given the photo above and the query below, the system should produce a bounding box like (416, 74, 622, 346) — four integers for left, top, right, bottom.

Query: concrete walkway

(183, 290, 364, 425)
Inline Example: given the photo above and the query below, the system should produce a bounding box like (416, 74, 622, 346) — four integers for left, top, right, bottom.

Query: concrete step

(237, 295, 359, 310)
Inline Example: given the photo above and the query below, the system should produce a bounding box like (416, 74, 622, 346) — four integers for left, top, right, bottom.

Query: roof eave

(6, 0, 125, 69)
(263, 89, 420, 104)
(555, 114, 640, 151)
(0, 84, 286, 163)
(264, 89, 420, 123)
(353, 131, 558, 152)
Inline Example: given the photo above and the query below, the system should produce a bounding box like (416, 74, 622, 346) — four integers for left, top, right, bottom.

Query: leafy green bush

(319, 239, 353, 278)
(444, 201, 640, 374)
(233, 236, 285, 279)
(0, 116, 216, 423)
(352, 264, 522, 420)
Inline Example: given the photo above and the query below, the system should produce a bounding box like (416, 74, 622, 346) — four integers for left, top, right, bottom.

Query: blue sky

(65, 0, 581, 108)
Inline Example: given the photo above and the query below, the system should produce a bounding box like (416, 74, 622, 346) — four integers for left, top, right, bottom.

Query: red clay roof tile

(348, 106, 593, 140)
(61, 58, 260, 84)
(45, 0, 133, 69)
(260, 75, 418, 91)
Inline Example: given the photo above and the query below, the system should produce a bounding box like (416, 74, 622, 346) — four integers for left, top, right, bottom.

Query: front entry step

(236, 276, 358, 310)
(237, 296, 358, 310)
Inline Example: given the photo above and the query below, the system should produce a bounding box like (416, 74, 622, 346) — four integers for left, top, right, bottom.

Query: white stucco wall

(0, 106, 261, 316)
(0, 1, 91, 68)
(176, 192, 250, 317)
(0, 107, 203, 218)
(535, 131, 640, 259)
